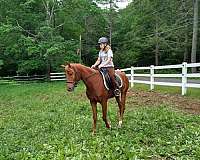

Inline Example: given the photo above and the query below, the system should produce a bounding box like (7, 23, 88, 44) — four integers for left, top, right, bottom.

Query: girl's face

(99, 43, 106, 50)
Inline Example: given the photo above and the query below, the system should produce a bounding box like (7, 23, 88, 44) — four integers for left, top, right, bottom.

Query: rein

(84, 72, 97, 81)
(66, 66, 97, 85)
(66, 81, 75, 84)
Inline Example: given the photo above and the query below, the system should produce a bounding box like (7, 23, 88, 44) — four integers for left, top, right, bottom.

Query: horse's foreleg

(90, 100, 97, 134)
(121, 92, 127, 115)
(101, 100, 111, 129)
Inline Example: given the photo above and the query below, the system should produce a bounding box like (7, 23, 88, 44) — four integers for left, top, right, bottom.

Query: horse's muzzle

(67, 87, 74, 92)
(67, 82, 78, 92)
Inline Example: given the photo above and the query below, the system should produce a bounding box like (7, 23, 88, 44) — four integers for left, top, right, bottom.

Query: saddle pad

(99, 69, 123, 90)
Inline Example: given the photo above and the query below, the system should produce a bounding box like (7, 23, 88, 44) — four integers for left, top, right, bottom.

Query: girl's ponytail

(104, 45, 111, 53)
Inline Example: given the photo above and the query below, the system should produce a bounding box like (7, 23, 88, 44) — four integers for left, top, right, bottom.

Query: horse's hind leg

(90, 100, 97, 135)
(115, 92, 126, 128)
(115, 96, 123, 128)
(101, 100, 111, 129)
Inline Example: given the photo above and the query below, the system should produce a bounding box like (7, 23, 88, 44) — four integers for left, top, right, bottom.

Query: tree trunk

(155, 41, 159, 66)
(46, 1, 50, 26)
(42, 0, 56, 27)
(155, 17, 159, 66)
(182, 0, 189, 62)
(191, 0, 198, 72)
(84, 16, 88, 59)
(184, 33, 189, 62)
(109, 0, 112, 46)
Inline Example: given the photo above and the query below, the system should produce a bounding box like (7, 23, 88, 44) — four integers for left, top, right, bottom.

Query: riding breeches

(105, 67, 119, 90)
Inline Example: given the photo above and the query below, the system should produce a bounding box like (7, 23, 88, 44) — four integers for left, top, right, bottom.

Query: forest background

(0, 0, 199, 76)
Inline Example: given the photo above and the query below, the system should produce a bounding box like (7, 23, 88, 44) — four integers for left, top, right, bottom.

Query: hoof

(118, 120, 122, 128)
(92, 131, 96, 136)
(106, 122, 111, 129)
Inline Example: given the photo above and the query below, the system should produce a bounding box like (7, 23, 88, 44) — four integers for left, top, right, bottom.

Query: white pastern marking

(118, 120, 122, 127)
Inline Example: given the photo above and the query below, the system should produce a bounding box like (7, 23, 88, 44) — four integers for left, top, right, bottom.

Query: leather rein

(66, 67, 97, 86)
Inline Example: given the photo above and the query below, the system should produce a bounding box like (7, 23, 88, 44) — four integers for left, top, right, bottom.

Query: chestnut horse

(61, 63, 129, 134)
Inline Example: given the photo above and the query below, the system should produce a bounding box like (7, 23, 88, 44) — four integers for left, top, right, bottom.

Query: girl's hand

(91, 65, 96, 69)
(98, 64, 103, 69)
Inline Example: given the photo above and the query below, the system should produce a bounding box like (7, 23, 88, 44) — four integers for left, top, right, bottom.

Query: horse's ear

(66, 62, 72, 68)
(64, 61, 71, 67)
(61, 65, 66, 68)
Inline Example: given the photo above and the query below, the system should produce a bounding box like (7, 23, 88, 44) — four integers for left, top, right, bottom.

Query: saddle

(99, 68, 123, 90)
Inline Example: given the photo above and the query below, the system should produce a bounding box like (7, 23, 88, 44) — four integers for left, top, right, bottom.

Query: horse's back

(93, 68, 129, 92)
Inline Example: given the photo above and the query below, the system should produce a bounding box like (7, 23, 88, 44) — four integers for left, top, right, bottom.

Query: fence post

(182, 62, 187, 95)
(150, 65, 154, 90)
(131, 66, 134, 87)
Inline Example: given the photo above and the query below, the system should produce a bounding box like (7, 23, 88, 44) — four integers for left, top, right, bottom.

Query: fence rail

(13, 75, 46, 81)
(0, 75, 46, 81)
(50, 72, 66, 81)
(0, 75, 46, 85)
(121, 62, 200, 95)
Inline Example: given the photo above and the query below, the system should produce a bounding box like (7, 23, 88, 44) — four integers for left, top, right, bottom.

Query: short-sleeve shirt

(98, 49, 114, 67)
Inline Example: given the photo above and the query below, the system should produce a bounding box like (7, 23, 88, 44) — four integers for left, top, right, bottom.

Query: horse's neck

(75, 64, 103, 94)
(75, 64, 96, 81)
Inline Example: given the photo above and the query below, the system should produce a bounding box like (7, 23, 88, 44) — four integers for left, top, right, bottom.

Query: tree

(191, 0, 199, 72)
(112, 0, 195, 67)
(0, 0, 109, 75)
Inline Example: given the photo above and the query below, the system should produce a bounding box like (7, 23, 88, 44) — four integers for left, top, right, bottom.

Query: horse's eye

(67, 72, 73, 75)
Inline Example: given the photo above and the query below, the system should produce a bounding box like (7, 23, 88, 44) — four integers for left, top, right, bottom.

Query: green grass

(1, 82, 200, 159)
(132, 83, 200, 99)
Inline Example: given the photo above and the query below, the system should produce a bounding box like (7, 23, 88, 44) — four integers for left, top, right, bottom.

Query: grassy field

(1, 82, 200, 159)
(133, 83, 200, 99)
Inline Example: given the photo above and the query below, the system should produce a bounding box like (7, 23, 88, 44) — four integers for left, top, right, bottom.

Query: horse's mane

(71, 63, 99, 74)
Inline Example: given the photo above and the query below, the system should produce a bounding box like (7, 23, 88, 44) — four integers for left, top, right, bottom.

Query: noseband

(66, 81, 78, 88)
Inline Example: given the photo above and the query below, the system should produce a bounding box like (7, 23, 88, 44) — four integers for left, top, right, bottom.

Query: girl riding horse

(91, 37, 120, 97)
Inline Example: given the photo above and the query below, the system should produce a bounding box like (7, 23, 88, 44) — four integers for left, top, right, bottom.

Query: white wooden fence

(121, 62, 200, 95)
(50, 72, 66, 81)
(50, 62, 200, 95)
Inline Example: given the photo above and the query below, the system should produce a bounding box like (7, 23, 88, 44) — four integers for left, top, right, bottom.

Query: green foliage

(0, 60, 3, 70)
(17, 59, 46, 75)
(114, 50, 140, 68)
(0, 0, 199, 75)
(0, 0, 107, 76)
(113, 0, 195, 67)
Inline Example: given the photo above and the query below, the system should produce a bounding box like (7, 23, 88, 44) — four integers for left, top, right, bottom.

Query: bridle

(66, 69, 79, 87)
(66, 80, 78, 88)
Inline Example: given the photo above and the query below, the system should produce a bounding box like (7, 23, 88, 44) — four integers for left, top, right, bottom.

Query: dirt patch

(127, 90, 200, 114)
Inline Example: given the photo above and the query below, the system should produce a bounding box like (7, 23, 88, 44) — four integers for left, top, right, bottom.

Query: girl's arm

(91, 57, 101, 68)
(99, 57, 112, 68)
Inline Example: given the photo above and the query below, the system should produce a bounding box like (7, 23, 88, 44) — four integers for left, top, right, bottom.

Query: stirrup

(114, 89, 120, 97)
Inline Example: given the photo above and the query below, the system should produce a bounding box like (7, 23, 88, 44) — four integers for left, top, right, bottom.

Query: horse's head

(61, 63, 78, 92)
